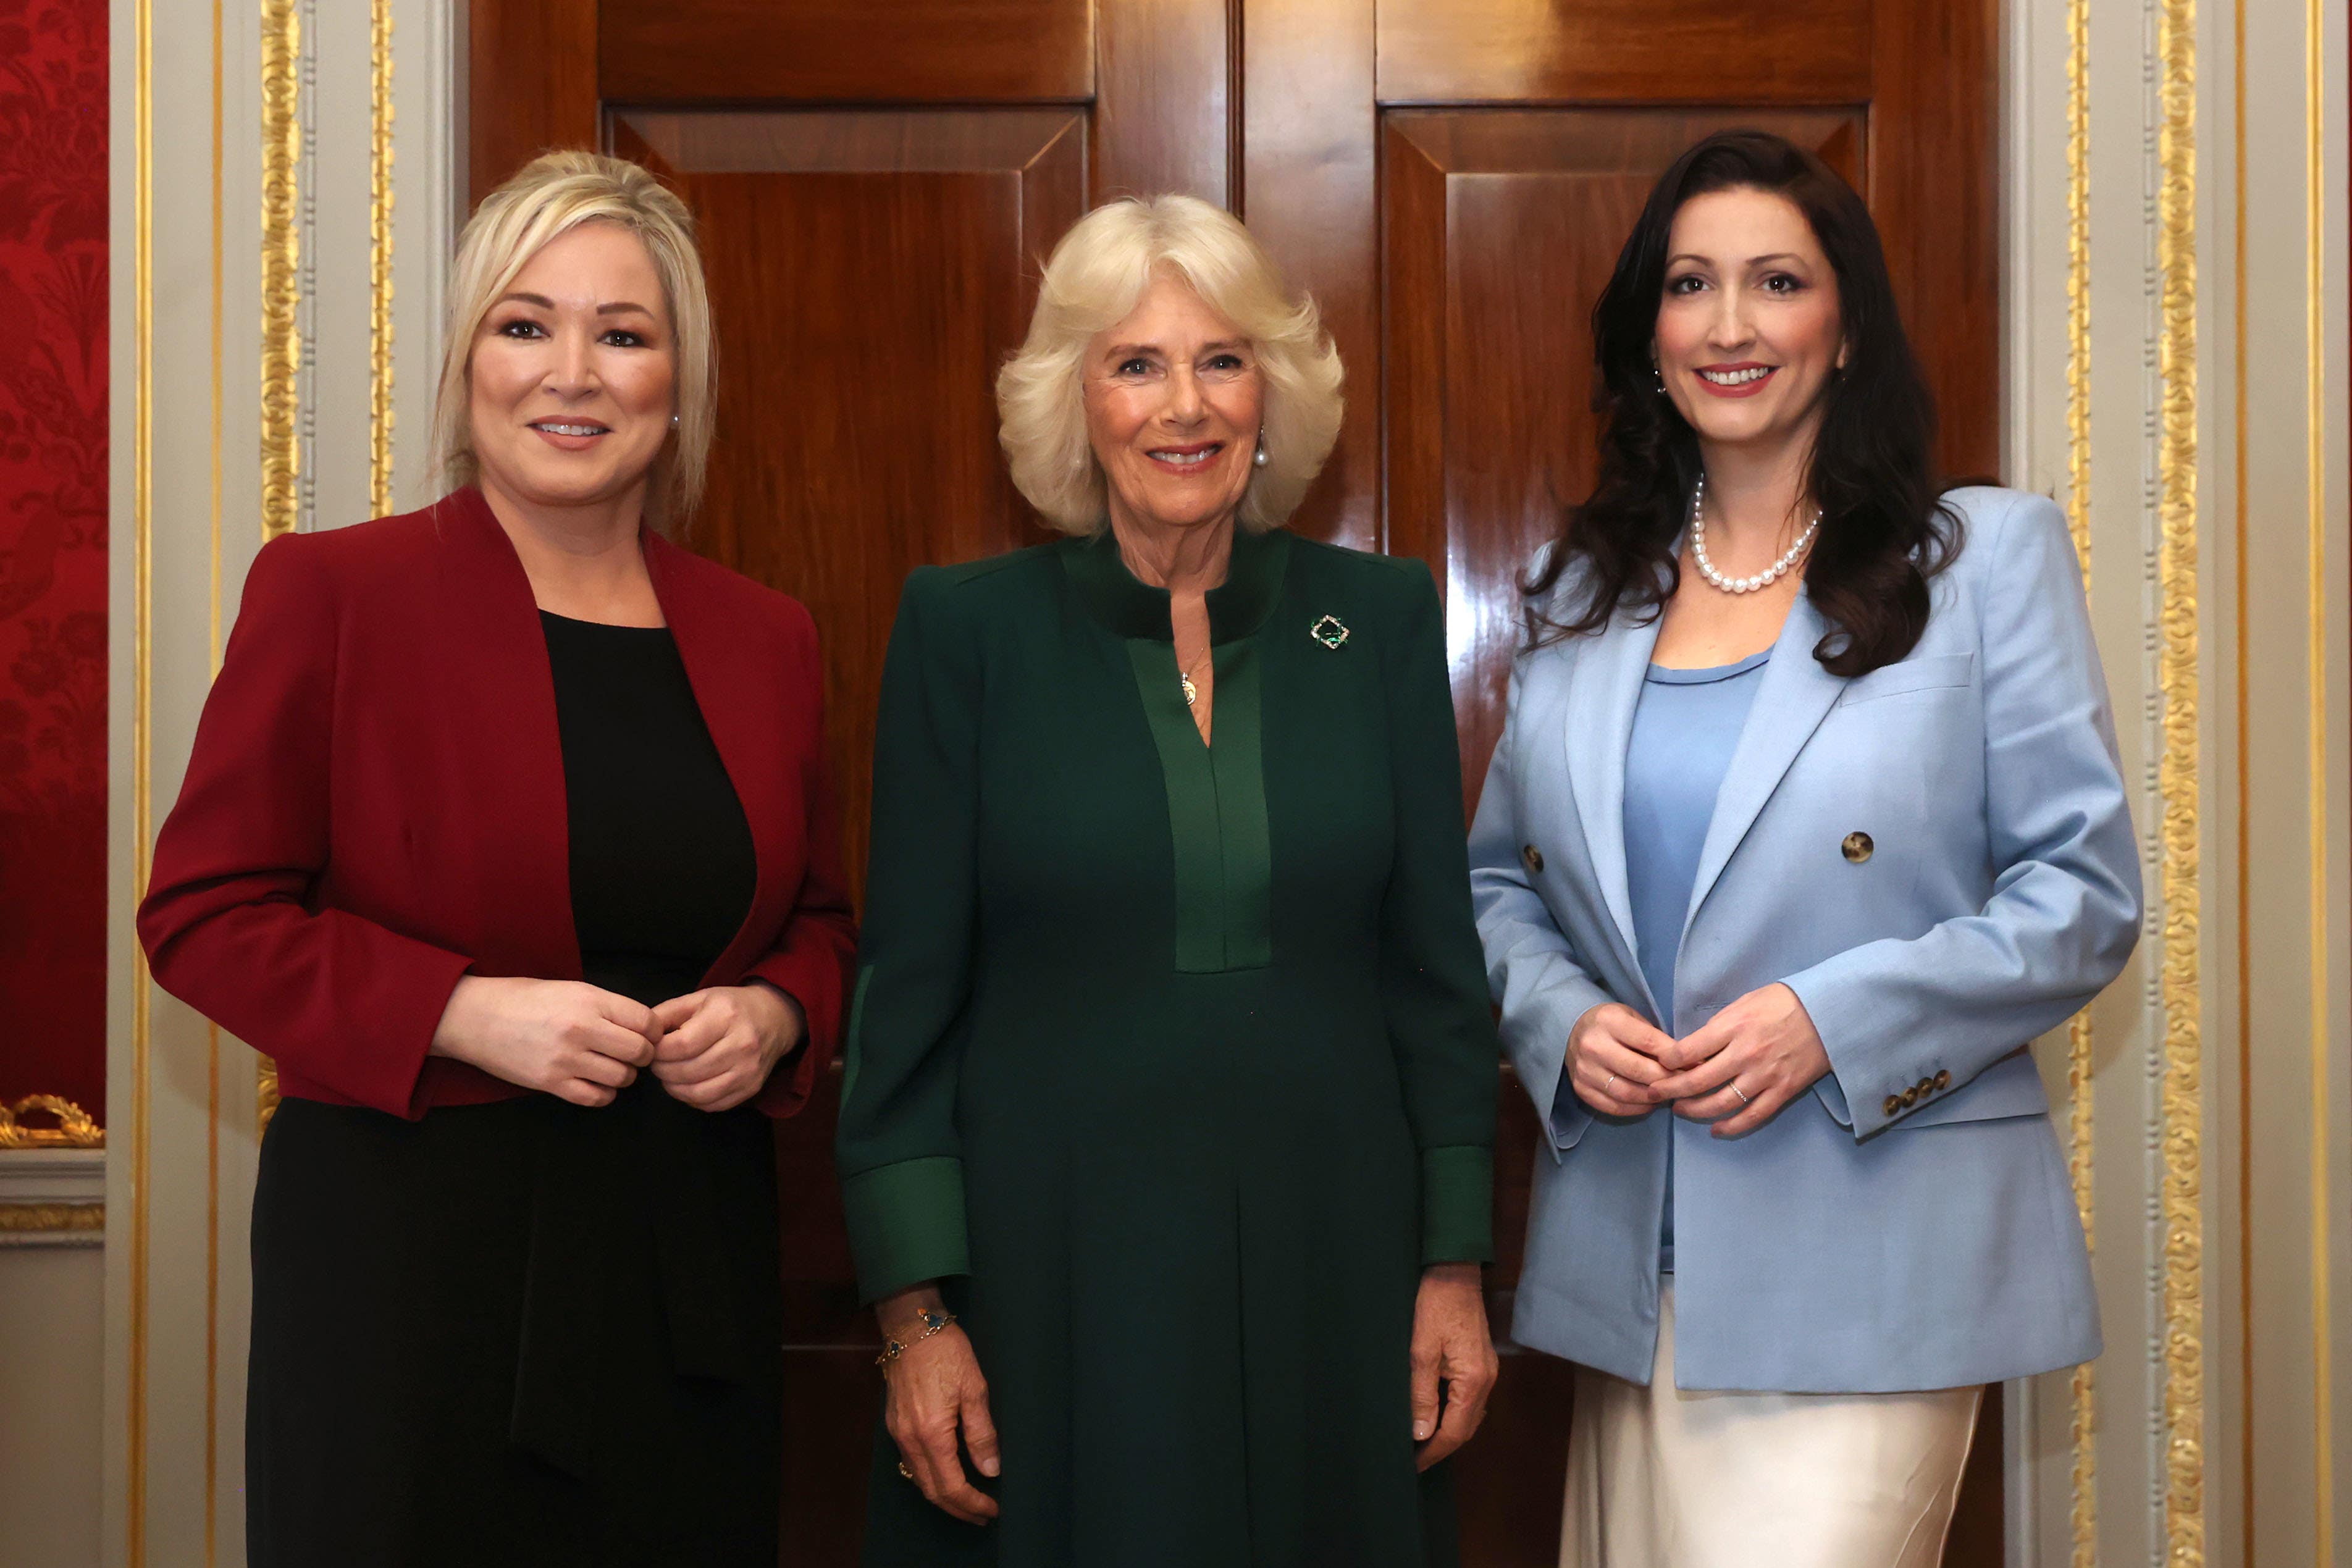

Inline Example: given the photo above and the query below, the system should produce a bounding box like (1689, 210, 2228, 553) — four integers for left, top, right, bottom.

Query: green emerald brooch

(1311, 614, 1350, 650)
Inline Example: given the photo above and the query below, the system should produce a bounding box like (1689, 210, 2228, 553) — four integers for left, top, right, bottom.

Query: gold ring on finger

(1603, 1073, 1619, 1097)
(897, 1461, 916, 1481)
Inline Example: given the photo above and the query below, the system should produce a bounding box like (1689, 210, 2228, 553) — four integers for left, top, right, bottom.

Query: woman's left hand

(649, 982, 805, 1111)
(1409, 1263, 1498, 1472)
(1648, 982, 1831, 1138)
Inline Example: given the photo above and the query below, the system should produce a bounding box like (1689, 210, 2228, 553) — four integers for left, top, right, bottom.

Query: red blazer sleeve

(135, 536, 474, 1118)
(746, 605, 858, 1117)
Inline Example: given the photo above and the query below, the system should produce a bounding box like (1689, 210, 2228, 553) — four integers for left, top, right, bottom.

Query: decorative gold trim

(0, 1096, 106, 1149)
(0, 1202, 106, 1236)
(208, 20, 222, 671)
(259, 0, 301, 1137)
(129, 0, 154, 1554)
(2062, 0, 2098, 1556)
(2232, 2, 2256, 1562)
(2304, 0, 2334, 1556)
(2156, 0, 2206, 1558)
(2065, 0, 2093, 578)
(259, 0, 298, 548)
(369, 0, 393, 517)
(206, 11, 225, 1556)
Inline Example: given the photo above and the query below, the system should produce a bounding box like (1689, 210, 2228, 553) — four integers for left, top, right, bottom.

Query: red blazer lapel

(430, 488, 583, 981)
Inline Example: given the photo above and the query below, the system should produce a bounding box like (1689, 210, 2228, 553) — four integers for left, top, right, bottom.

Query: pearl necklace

(1687, 473, 1820, 595)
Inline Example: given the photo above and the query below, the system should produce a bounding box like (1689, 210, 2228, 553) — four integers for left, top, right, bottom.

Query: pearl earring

(1253, 435, 1269, 468)
(1652, 366, 1666, 393)
(671, 414, 681, 427)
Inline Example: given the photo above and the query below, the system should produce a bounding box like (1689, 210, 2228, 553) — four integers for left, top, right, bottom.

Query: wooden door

(471, 4, 1999, 1561)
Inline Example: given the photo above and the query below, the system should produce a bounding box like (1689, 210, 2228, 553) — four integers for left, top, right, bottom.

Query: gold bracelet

(875, 1307, 957, 1368)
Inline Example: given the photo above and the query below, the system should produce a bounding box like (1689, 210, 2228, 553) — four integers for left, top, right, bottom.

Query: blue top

(1619, 648, 1771, 1269)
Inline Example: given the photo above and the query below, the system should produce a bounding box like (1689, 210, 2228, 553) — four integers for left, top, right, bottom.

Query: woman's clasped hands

(649, 983, 804, 1111)
(428, 975, 802, 1112)
(1566, 983, 1831, 1138)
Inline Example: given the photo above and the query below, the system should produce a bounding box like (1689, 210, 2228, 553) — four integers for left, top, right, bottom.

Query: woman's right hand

(427, 975, 661, 1107)
(1567, 1002, 1674, 1116)
(878, 1285, 1001, 1525)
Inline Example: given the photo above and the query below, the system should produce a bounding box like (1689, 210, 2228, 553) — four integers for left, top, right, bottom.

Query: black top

(540, 610, 756, 1003)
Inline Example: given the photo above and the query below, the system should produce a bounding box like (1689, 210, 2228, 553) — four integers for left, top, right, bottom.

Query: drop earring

(1253, 434, 1269, 468)
(1652, 365, 1666, 393)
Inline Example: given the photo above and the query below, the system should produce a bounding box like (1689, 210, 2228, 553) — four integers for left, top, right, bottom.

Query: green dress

(838, 525, 1497, 1567)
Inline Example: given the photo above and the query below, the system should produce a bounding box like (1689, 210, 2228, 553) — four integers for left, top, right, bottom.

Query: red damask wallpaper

(0, 0, 107, 1124)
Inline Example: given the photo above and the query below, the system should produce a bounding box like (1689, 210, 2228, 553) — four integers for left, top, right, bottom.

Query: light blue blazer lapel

(1562, 606, 1662, 1015)
(1679, 592, 1846, 949)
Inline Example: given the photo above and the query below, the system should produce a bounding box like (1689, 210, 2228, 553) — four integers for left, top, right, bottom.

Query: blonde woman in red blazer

(138, 153, 854, 1567)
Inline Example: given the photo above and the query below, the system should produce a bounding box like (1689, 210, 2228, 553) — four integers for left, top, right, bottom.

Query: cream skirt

(1560, 1285, 1982, 1568)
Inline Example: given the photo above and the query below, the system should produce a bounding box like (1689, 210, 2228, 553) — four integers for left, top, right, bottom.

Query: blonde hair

(429, 151, 715, 524)
(996, 195, 1345, 535)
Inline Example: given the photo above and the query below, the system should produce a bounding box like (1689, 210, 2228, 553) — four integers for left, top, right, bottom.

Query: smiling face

(1083, 270, 1266, 537)
(466, 220, 678, 517)
(1653, 185, 1847, 462)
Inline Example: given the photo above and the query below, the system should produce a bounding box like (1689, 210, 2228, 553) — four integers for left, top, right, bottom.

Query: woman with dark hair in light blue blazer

(1470, 130, 2141, 1567)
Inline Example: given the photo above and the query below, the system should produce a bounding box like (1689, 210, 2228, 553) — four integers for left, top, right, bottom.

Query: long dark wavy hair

(1524, 130, 1962, 676)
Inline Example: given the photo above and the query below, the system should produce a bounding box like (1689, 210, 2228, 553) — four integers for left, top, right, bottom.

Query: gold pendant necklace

(1180, 651, 1211, 706)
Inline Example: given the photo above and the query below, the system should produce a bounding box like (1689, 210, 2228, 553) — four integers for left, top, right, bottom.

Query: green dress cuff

(1419, 1145, 1495, 1264)
(841, 1156, 972, 1301)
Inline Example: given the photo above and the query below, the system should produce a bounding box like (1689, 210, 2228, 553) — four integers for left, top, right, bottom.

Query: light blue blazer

(1469, 487, 2140, 1393)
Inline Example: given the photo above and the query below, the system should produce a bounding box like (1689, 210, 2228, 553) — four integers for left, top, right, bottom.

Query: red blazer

(138, 487, 857, 1120)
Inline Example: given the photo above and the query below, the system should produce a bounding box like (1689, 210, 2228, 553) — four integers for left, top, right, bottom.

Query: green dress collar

(1059, 524, 1292, 645)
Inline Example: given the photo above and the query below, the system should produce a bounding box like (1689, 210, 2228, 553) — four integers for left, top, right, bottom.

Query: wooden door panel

(1238, 0, 1379, 549)
(776, 1331, 883, 1564)
(600, 0, 1234, 208)
(1093, 0, 1233, 203)
(613, 108, 1090, 176)
(598, 0, 1096, 103)
(774, 1071, 881, 1559)
(470, 0, 596, 204)
(1376, 0, 1874, 104)
(1867, 0, 2001, 485)
(1382, 109, 1862, 799)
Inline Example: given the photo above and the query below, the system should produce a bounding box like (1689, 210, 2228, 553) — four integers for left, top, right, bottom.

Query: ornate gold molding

(129, 0, 156, 1556)
(2156, 0, 2207, 1557)
(2065, 0, 2092, 577)
(260, 0, 299, 547)
(2230, 1, 2255, 1559)
(0, 1096, 106, 1150)
(259, 0, 302, 1137)
(2062, 2, 2098, 1561)
(369, 0, 393, 517)
(0, 1202, 104, 1237)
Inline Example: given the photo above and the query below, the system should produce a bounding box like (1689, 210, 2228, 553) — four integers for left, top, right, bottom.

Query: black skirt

(247, 1082, 781, 1568)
